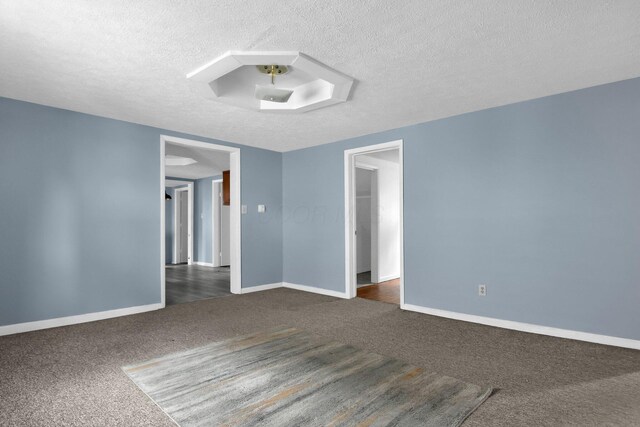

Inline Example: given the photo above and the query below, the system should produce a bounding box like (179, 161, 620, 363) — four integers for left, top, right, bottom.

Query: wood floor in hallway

(165, 264, 230, 305)
(356, 271, 400, 304)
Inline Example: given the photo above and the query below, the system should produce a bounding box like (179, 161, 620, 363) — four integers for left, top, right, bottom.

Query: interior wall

(0, 97, 283, 327)
(283, 77, 640, 341)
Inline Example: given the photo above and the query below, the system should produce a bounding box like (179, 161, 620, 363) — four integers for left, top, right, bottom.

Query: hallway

(356, 271, 400, 304)
(165, 265, 230, 305)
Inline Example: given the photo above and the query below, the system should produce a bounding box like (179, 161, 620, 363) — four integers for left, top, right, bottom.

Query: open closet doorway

(161, 136, 241, 307)
(345, 140, 403, 305)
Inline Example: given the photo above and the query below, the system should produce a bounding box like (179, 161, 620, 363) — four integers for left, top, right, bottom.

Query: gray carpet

(123, 327, 491, 426)
(1, 288, 639, 426)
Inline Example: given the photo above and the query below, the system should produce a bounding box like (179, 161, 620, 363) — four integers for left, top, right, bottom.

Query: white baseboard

(283, 282, 349, 299)
(240, 282, 283, 293)
(0, 303, 164, 337)
(193, 261, 214, 267)
(378, 274, 400, 282)
(238, 282, 348, 299)
(401, 303, 640, 350)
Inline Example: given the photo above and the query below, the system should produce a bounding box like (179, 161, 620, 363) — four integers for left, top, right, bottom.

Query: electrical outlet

(478, 284, 487, 296)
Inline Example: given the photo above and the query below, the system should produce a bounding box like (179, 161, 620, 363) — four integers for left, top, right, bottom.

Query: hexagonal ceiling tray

(187, 51, 354, 113)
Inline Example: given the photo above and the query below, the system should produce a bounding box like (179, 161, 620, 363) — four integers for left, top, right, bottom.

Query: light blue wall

(283, 77, 640, 341)
(4, 77, 639, 340)
(0, 97, 283, 326)
(242, 150, 283, 286)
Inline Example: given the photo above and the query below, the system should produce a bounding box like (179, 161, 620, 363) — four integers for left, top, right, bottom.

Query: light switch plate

(258, 204, 266, 213)
(241, 205, 247, 214)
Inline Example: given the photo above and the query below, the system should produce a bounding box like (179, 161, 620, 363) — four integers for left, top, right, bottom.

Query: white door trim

(173, 184, 193, 265)
(344, 140, 404, 304)
(212, 178, 223, 268)
(160, 135, 242, 307)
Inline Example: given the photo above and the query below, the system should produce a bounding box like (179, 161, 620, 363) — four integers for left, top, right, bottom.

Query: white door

(221, 203, 231, 266)
(212, 181, 222, 267)
(178, 191, 189, 263)
(356, 168, 373, 274)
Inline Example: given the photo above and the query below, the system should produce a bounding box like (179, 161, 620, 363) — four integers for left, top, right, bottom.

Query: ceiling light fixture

(254, 65, 293, 103)
(187, 51, 354, 112)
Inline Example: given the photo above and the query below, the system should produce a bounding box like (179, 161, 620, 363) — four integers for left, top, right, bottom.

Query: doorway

(211, 179, 231, 268)
(160, 136, 241, 308)
(345, 140, 404, 305)
(173, 185, 192, 264)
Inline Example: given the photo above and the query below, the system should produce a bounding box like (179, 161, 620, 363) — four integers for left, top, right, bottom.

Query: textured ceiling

(165, 179, 189, 188)
(165, 142, 229, 180)
(1, 1, 639, 152)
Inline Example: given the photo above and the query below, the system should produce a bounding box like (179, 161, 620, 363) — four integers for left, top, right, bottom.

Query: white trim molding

(212, 179, 223, 268)
(238, 282, 349, 299)
(240, 283, 283, 294)
(283, 282, 349, 299)
(160, 140, 166, 308)
(344, 140, 404, 304)
(401, 303, 640, 350)
(160, 135, 242, 302)
(0, 303, 163, 337)
(193, 261, 214, 267)
(378, 274, 400, 283)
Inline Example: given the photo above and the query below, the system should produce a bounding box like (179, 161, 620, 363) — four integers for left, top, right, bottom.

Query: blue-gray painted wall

(3, 77, 639, 341)
(0, 97, 283, 326)
(283, 77, 640, 341)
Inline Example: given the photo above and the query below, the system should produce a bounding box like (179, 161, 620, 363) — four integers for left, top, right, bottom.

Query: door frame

(344, 140, 404, 303)
(211, 178, 223, 268)
(160, 135, 242, 308)
(173, 184, 194, 265)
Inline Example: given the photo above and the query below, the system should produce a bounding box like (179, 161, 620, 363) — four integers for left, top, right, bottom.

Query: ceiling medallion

(187, 51, 354, 113)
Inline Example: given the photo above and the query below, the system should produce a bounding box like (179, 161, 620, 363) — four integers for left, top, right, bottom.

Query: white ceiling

(165, 179, 189, 188)
(165, 142, 229, 180)
(360, 150, 400, 164)
(1, 1, 639, 152)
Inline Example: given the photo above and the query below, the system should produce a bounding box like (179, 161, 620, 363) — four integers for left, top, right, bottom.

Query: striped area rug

(123, 328, 491, 426)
